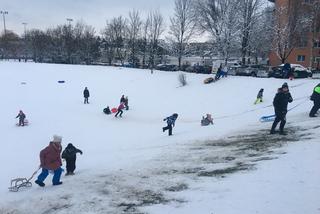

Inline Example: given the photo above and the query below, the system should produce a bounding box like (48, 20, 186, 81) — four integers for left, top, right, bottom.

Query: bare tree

(239, 0, 262, 64)
(128, 10, 142, 67)
(169, 0, 196, 69)
(146, 10, 164, 73)
(272, 6, 297, 64)
(195, 0, 242, 64)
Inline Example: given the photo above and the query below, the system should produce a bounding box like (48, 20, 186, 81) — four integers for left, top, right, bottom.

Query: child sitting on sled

(201, 114, 213, 126)
(254, 88, 264, 104)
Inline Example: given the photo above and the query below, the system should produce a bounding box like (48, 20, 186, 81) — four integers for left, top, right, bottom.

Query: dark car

(270, 64, 311, 78)
(185, 65, 212, 74)
(156, 64, 178, 71)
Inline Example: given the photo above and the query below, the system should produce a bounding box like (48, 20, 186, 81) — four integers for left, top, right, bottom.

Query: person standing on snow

(254, 88, 264, 104)
(62, 143, 83, 176)
(120, 95, 126, 104)
(83, 87, 90, 104)
(115, 102, 125, 117)
(162, 113, 178, 136)
(270, 84, 293, 135)
(35, 135, 63, 187)
(309, 83, 320, 117)
(15, 110, 26, 126)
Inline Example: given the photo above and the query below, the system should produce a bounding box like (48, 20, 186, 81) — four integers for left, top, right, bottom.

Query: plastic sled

(111, 108, 118, 113)
(58, 80, 65, 83)
(259, 115, 275, 123)
(204, 77, 214, 84)
(16, 119, 29, 126)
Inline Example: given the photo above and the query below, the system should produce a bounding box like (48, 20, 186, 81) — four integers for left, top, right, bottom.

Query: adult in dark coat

(83, 87, 90, 104)
(15, 110, 26, 126)
(120, 95, 126, 104)
(62, 143, 83, 175)
(282, 63, 291, 78)
(35, 135, 63, 187)
(309, 83, 320, 117)
(162, 113, 178, 136)
(270, 84, 293, 134)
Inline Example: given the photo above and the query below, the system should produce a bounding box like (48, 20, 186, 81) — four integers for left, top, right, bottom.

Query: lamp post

(0, 11, 8, 35)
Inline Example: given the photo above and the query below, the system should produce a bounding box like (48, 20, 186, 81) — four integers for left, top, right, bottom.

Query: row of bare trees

(1, 0, 301, 67)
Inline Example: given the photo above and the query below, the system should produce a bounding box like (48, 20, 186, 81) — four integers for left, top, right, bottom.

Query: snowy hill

(0, 61, 319, 214)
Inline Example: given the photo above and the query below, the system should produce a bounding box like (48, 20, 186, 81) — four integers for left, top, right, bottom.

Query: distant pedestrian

(115, 102, 125, 117)
(254, 88, 264, 104)
(124, 96, 129, 110)
(83, 87, 90, 104)
(282, 63, 291, 78)
(120, 95, 126, 104)
(162, 113, 178, 136)
(270, 84, 293, 135)
(15, 110, 26, 126)
(35, 135, 63, 187)
(309, 83, 320, 117)
(62, 143, 83, 176)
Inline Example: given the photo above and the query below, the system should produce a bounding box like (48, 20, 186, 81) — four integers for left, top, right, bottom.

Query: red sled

(111, 108, 118, 113)
(16, 119, 29, 126)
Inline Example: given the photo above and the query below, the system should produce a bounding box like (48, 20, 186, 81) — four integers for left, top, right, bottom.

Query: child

(103, 106, 111, 115)
(201, 114, 213, 126)
(15, 110, 26, 126)
(62, 143, 83, 176)
(254, 88, 264, 104)
(162, 113, 178, 136)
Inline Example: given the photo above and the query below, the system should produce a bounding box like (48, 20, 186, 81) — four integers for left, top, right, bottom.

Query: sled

(203, 77, 215, 84)
(16, 119, 29, 126)
(259, 115, 276, 123)
(9, 167, 40, 192)
(58, 80, 65, 83)
(111, 108, 118, 113)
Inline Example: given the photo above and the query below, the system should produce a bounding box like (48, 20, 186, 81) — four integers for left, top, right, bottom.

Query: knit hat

(282, 82, 288, 89)
(52, 135, 62, 143)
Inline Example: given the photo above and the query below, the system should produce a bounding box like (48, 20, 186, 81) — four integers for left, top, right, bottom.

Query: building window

(314, 57, 320, 63)
(314, 41, 320, 48)
(304, 0, 313, 3)
(297, 55, 306, 62)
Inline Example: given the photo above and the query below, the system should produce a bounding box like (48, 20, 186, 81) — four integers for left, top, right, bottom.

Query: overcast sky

(1, 0, 175, 36)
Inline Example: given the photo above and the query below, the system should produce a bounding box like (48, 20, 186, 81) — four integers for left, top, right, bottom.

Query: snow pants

(37, 167, 62, 185)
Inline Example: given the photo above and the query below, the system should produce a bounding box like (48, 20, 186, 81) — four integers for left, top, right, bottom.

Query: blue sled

(259, 115, 276, 122)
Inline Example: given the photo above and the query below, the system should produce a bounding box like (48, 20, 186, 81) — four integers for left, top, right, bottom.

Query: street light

(0, 11, 8, 35)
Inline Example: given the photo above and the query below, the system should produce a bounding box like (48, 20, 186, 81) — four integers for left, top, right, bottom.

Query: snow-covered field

(0, 61, 319, 214)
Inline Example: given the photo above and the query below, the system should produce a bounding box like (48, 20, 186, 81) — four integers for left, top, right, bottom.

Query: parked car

(312, 69, 320, 79)
(185, 65, 212, 74)
(270, 64, 312, 78)
(155, 64, 178, 71)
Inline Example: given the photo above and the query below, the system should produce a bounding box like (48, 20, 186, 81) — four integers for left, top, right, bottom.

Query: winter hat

(67, 143, 73, 147)
(282, 82, 288, 89)
(52, 135, 62, 143)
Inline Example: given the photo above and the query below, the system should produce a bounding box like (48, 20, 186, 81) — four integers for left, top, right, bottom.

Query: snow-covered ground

(0, 61, 319, 214)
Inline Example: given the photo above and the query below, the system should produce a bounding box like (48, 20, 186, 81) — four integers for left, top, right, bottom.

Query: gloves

(80, 151, 83, 155)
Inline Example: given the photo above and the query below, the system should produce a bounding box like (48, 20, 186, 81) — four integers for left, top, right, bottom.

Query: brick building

(268, 0, 320, 69)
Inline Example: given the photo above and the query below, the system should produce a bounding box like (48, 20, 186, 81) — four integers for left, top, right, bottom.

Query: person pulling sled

(16, 110, 27, 126)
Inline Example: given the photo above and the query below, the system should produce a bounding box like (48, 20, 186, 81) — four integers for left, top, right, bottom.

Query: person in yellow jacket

(309, 83, 320, 117)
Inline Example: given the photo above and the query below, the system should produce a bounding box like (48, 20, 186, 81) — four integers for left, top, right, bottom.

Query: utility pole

(0, 11, 8, 35)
